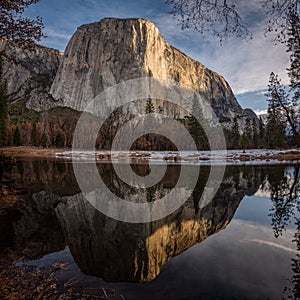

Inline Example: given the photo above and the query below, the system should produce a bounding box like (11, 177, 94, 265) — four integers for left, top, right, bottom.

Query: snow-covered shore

(1, 147, 299, 165)
(57, 148, 300, 166)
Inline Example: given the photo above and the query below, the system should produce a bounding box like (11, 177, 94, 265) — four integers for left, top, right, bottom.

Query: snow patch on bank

(54, 149, 300, 166)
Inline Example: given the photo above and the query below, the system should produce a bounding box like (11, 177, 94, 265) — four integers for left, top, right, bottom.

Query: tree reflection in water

(266, 165, 300, 299)
(291, 211, 300, 299)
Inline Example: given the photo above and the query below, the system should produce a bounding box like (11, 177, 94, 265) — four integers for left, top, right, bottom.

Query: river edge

(1, 146, 300, 165)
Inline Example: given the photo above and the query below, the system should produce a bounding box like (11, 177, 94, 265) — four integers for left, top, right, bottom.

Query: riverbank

(1, 146, 300, 165)
(0, 146, 65, 158)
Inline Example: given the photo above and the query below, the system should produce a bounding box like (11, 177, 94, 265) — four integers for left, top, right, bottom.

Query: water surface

(0, 159, 299, 299)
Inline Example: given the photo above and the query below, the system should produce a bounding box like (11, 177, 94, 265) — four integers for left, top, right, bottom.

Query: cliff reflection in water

(0, 159, 285, 283)
(55, 163, 263, 282)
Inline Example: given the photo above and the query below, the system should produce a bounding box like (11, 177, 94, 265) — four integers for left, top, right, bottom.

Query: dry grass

(232, 151, 300, 162)
(0, 263, 126, 299)
(0, 146, 64, 158)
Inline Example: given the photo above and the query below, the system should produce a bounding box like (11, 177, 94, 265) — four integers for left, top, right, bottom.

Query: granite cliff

(0, 17, 258, 149)
(50, 18, 243, 118)
(0, 18, 244, 118)
(0, 40, 62, 111)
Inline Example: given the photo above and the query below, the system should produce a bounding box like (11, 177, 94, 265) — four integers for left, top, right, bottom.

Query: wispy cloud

(255, 90, 268, 96)
(244, 239, 298, 254)
(154, 13, 289, 95)
(44, 28, 72, 40)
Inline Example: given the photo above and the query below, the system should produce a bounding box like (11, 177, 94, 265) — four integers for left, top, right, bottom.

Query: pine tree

(266, 72, 291, 147)
(31, 121, 38, 146)
(231, 116, 240, 149)
(0, 83, 8, 146)
(0, 59, 8, 146)
(265, 105, 286, 148)
(252, 118, 259, 148)
(258, 117, 265, 148)
(7, 128, 13, 146)
(13, 127, 21, 146)
(55, 133, 64, 148)
(145, 98, 155, 114)
(40, 133, 48, 148)
(187, 96, 208, 150)
(241, 117, 252, 150)
(266, 74, 298, 146)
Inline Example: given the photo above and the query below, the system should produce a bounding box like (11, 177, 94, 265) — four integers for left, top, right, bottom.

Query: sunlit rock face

(55, 165, 261, 282)
(0, 40, 62, 111)
(0, 18, 245, 120)
(50, 18, 243, 118)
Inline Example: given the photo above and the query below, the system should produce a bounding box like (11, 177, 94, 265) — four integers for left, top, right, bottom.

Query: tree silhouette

(265, 72, 287, 147)
(13, 126, 20, 146)
(241, 117, 252, 150)
(268, 165, 299, 238)
(145, 98, 155, 114)
(0, 60, 8, 146)
(166, 0, 251, 41)
(258, 117, 265, 148)
(0, 0, 45, 52)
(287, 13, 300, 95)
(40, 133, 48, 148)
(31, 121, 38, 146)
(267, 165, 300, 298)
(55, 133, 64, 148)
(264, 0, 300, 42)
(186, 96, 209, 150)
(191, 166, 210, 213)
(252, 118, 259, 148)
(291, 212, 300, 299)
(166, 0, 299, 42)
(286, 12, 300, 141)
(231, 116, 240, 149)
(265, 12, 300, 147)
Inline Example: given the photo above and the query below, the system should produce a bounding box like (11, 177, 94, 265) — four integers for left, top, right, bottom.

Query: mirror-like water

(0, 159, 299, 299)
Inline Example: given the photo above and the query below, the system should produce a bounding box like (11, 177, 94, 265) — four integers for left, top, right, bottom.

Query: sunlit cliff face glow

(50, 18, 242, 118)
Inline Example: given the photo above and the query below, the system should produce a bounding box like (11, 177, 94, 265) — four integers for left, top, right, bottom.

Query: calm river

(0, 158, 299, 299)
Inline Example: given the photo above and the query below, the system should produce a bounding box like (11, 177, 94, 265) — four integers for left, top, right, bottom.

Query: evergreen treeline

(0, 91, 298, 151)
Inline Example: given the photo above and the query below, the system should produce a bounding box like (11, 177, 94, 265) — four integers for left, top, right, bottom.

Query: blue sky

(24, 0, 290, 113)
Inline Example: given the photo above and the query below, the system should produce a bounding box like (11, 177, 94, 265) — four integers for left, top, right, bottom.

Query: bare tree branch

(166, 0, 300, 42)
(165, 0, 252, 41)
(262, 0, 300, 42)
